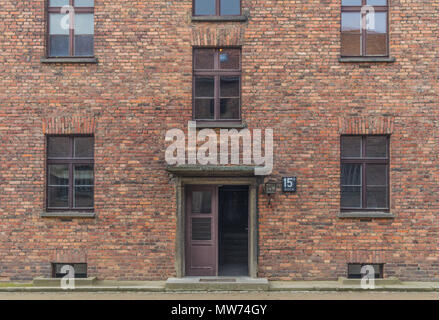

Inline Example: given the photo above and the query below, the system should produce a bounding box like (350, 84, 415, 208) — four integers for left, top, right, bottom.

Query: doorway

(185, 185, 249, 277)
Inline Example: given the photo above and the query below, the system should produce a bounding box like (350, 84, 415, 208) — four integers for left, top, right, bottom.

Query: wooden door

(185, 185, 218, 276)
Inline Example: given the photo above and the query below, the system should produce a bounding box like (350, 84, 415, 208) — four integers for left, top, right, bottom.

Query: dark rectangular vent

(348, 263, 383, 279)
(52, 263, 87, 278)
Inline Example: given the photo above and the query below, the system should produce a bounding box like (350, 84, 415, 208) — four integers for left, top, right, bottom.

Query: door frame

(174, 177, 259, 278)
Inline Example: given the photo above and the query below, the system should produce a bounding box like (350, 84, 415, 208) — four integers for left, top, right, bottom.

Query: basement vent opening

(52, 263, 87, 278)
(348, 263, 383, 279)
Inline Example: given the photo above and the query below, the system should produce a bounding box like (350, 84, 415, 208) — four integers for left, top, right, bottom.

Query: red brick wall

(0, 0, 438, 281)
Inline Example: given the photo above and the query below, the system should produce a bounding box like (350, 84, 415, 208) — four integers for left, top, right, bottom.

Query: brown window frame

(341, 0, 389, 57)
(46, 135, 94, 212)
(192, 0, 241, 16)
(46, 0, 95, 58)
(193, 47, 242, 122)
(340, 135, 390, 212)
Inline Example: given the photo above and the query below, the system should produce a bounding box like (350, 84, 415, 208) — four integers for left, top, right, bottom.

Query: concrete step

(166, 277, 269, 291)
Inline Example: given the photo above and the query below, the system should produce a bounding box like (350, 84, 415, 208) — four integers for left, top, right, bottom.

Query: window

(47, 0, 94, 57)
(46, 136, 94, 211)
(193, 0, 241, 16)
(348, 263, 383, 279)
(341, 135, 389, 211)
(52, 263, 87, 278)
(193, 48, 241, 121)
(341, 0, 388, 57)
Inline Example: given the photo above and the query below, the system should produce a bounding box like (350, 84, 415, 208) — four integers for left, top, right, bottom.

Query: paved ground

(1, 291, 439, 300)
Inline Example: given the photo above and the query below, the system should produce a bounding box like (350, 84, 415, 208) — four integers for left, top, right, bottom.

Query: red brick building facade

(0, 0, 438, 281)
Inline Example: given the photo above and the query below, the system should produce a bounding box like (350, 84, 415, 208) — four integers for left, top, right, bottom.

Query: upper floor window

(193, 48, 241, 121)
(193, 0, 241, 16)
(47, 0, 94, 57)
(341, 0, 388, 57)
(47, 136, 94, 211)
(341, 135, 389, 211)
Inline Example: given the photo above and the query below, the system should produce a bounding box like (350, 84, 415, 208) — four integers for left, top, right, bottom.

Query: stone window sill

(339, 56, 396, 63)
(41, 211, 95, 218)
(338, 211, 395, 219)
(191, 15, 248, 22)
(195, 121, 247, 129)
(41, 57, 98, 64)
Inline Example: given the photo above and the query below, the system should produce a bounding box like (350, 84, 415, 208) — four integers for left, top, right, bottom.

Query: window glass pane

(220, 98, 240, 119)
(192, 191, 211, 213)
(366, 12, 387, 56)
(50, 13, 70, 35)
(341, 12, 361, 56)
(194, 0, 215, 15)
(49, 165, 69, 185)
(192, 218, 211, 240)
(50, 36, 69, 56)
(194, 99, 214, 119)
(219, 49, 240, 69)
(48, 137, 70, 157)
(195, 77, 214, 97)
(75, 0, 94, 6)
(74, 13, 94, 34)
(48, 186, 69, 208)
(367, 0, 387, 5)
(365, 136, 387, 157)
(342, 0, 362, 5)
(341, 186, 361, 208)
(366, 186, 387, 208)
(74, 165, 94, 186)
(50, 0, 69, 6)
(74, 35, 94, 56)
(341, 136, 362, 157)
(194, 49, 215, 69)
(341, 164, 362, 185)
(366, 164, 387, 186)
(74, 137, 94, 157)
(220, 77, 239, 97)
(220, 0, 240, 15)
(74, 186, 94, 207)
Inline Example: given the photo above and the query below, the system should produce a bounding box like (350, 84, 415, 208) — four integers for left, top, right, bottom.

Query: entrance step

(166, 277, 269, 291)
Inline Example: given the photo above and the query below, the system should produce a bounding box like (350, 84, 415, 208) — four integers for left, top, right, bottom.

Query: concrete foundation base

(32, 277, 97, 287)
(166, 277, 269, 291)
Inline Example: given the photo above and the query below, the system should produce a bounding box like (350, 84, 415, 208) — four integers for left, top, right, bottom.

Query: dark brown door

(185, 185, 218, 276)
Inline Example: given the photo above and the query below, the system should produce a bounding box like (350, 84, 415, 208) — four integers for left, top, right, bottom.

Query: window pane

(50, 36, 69, 56)
(50, 13, 70, 35)
(366, 12, 387, 56)
(220, 98, 240, 119)
(342, 0, 362, 5)
(74, 35, 94, 56)
(48, 137, 70, 157)
(195, 77, 214, 97)
(220, 0, 240, 15)
(194, 49, 215, 69)
(219, 49, 240, 69)
(220, 77, 239, 97)
(192, 191, 211, 213)
(341, 12, 361, 56)
(74, 13, 94, 34)
(341, 136, 362, 158)
(192, 218, 211, 240)
(50, 0, 69, 6)
(48, 186, 69, 208)
(366, 186, 387, 208)
(74, 186, 94, 207)
(341, 164, 362, 185)
(194, 0, 215, 15)
(49, 165, 69, 186)
(365, 136, 387, 157)
(367, 0, 387, 5)
(341, 186, 361, 208)
(366, 164, 387, 186)
(74, 137, 94, 157)
(75, 0, 94, 6)
(194, 99, 214, 119)
(74, 165, 94, 186)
